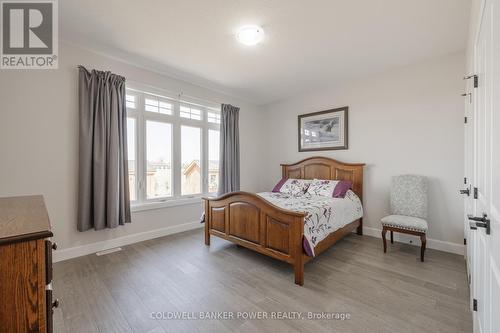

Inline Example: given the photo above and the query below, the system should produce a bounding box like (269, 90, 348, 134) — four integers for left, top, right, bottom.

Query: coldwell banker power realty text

(1, 0, 58, 69)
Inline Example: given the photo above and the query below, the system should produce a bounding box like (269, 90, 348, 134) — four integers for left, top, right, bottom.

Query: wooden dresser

(0, 196, 57, 333)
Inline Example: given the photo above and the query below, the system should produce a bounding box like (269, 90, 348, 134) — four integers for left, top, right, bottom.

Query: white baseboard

(53, 221, 203, 263)
(53, 222, 464, 262)
(362, 226, 465, 256)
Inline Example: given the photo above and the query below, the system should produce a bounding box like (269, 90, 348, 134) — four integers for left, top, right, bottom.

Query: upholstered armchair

(381, 175, 428, 261)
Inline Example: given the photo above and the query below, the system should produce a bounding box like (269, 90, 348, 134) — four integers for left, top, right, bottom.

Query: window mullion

(138, 93, 147, 204)
(173, 101, 182, 198)
(202, 125, 208, 194)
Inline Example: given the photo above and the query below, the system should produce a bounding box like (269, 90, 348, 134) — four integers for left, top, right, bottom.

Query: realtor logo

(1, 0, 58, 69)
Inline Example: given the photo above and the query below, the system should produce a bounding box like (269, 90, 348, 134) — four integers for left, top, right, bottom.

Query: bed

(203, 156, 365, 285)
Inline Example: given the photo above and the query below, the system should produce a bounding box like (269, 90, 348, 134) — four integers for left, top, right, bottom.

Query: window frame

(126, 116, 138, 203)
(126, 85, 220, 211)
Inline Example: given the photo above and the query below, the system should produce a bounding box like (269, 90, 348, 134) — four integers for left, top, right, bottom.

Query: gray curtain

(77, 66, 131, 231)
(218, 104, 240, 195)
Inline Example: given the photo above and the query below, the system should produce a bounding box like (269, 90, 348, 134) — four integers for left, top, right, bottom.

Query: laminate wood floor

(53, 229, 472, 333)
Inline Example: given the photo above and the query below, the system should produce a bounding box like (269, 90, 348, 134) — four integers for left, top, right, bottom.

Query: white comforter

(257, 190, 363, 256)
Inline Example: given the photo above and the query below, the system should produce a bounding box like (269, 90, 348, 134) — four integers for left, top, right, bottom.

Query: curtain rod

(78, 68, 238, 109)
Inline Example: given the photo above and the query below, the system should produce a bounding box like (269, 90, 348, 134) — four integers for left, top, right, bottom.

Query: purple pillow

(272, 177, 288, 192)
(333, 180, 352, 198)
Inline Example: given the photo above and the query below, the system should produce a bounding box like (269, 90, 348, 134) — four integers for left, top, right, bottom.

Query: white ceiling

(60, 0, 471, 105)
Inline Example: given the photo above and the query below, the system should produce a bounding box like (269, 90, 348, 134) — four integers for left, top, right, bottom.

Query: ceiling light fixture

(236, 25, 264, 46)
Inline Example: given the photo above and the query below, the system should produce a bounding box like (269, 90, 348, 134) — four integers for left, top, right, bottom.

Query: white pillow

(307, 179, 353, 198)
(275, 178, 311, 196)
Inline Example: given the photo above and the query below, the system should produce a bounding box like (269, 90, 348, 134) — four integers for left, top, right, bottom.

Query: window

(208, 129, 220, 193)
(126, 94, 136, 109)
(207, 111, 221, 124)
(145, 95, 172, 115)
(181, 126, 201, 195)
(180, 105, 202, 120)
(146, 121, 172, 198)
(125, 88, 220, 208)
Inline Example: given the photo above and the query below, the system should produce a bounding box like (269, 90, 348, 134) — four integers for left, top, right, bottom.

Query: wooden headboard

(281, 157, 365, 200)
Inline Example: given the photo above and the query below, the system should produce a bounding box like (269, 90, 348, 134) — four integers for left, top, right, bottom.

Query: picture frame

(298, 106, 348, 152)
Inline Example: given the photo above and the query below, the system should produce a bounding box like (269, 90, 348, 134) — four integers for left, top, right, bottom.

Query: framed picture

(298, 106, 348, 152)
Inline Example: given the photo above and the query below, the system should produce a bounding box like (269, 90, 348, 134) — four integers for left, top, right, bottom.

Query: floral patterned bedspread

(257, 190, 363, 257)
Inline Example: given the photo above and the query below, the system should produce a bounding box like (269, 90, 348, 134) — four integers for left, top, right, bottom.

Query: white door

(468, 0, 500, 332)
(463, 60, 475, 301)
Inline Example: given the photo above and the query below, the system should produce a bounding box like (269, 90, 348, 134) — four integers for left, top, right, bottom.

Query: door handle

(460, 189, 470, 196)
(468, 214, 490, 235)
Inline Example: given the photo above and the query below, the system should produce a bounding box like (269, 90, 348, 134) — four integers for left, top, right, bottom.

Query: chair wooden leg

(382, 227, 387, 253)
(420, 234, 426, 262)
(390, 231, 394, 244)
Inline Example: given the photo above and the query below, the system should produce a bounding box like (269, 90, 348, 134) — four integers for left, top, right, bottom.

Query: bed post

(357, 218, 363, 235)
(293, 216, 304, 286)
(294, 257, 304, 286)
(204, 200, 210, 246)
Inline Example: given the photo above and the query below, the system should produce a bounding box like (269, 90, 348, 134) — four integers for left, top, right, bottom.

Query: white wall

(262, 52, 466, 249)
(0, 43, 264, 257)
(466, 0, 482, 71)
(0, 43, 466, 257)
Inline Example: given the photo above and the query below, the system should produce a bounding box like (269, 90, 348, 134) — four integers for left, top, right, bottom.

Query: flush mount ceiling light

(236, 25, 264, 46)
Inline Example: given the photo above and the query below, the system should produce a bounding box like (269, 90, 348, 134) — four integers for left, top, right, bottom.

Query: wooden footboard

(203, 191, 307, 285)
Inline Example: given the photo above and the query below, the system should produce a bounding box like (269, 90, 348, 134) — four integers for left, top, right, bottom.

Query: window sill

(131, 196, 205, 212)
